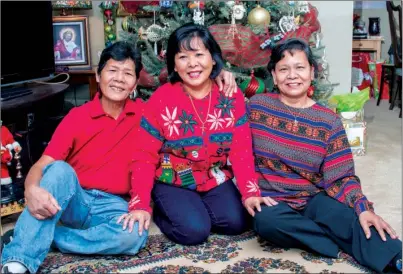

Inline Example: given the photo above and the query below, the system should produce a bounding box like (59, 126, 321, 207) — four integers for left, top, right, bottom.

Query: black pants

(152, 180, 250, 245)
(253, 192, 402, 273)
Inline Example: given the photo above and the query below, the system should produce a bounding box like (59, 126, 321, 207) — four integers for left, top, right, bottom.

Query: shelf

(1, 201, 25, 217)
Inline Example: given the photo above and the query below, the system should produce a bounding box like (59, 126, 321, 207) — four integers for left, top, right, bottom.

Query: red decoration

(209, 24, 272, 68)
(209, 3, 321, 69)
(104, 9, 112, 20)
(307, 85, 314, 97)
(1, 125, 21, 185)
(120, 1, 159, 13)
(138, 68, 158, 88)
(158, 67, 168, 85)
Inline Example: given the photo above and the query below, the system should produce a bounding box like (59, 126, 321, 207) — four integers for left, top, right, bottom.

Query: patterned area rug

(39, 226, 373, 273)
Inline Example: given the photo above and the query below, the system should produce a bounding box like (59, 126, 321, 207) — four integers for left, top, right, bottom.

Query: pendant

(200, 124, 206, 133)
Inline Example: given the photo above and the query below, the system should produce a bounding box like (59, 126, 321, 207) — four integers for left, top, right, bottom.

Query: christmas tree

(117, 1, 338, 105)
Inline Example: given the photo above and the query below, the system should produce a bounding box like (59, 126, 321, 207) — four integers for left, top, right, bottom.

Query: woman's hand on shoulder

(244, 196, 278, 217)
(215, 70, 237, 97)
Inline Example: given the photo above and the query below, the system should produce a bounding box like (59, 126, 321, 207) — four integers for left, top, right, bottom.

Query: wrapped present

(339, 108, 364, 123)
(343, 121, 367, 156)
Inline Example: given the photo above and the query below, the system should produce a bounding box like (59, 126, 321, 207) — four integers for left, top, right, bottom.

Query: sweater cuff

(354, 199, 374, 216)
(128, 195, 153, 214)
(241, 180, 261, 203)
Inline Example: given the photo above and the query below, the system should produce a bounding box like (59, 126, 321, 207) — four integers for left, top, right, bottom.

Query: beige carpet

(2, 98, 402, 273)
(354, 98, 402, 237)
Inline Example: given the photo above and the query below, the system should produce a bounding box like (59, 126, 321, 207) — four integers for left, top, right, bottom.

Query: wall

(310, 1, 354, 94)
(67, 1, 354, 103)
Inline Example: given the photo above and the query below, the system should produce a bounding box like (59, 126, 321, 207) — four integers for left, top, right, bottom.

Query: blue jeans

(1, 161, 148, 273)
(152, 180, 250, 245)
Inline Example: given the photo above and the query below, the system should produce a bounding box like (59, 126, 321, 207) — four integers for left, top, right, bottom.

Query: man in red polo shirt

(1, 41, 149, 274)
(1, 40, 238, 274)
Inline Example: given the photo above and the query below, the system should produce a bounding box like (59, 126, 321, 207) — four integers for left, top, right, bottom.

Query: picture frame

(52, 15, 91, 70)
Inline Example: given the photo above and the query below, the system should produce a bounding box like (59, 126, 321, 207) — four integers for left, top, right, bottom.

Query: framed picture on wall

(52, 15, 91, 70)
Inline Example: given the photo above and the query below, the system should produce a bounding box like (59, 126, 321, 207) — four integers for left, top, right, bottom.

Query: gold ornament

(247, 5, 271, 26)
(122, 16, 129, 31)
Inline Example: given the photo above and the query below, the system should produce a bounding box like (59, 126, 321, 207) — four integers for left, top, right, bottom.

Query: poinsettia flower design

(207, 109, 225, 130)
(161, 107, 181, 136)
(246, 180, 259, 193)
(225, 110, 235, 128)
(216, 94, 235, 117)
(128, 195, 140, 208)
(179, 110, 198, 134)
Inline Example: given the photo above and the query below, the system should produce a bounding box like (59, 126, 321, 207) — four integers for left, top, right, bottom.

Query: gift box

(342, 121, 367, 156)
(339, 108, 365, 123)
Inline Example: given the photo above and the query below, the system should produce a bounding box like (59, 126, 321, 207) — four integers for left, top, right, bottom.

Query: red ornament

(104, 9, 112, 20)
(120, 1, 159, 13)
(307, 85, 314, 97)
(158, 66, 168, 85)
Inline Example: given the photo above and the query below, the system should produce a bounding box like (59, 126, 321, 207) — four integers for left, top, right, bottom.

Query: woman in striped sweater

(247, 38, 402, 273)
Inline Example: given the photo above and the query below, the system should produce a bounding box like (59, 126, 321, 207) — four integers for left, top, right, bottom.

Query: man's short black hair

(267, 38, 318, 77)
(166, 23, 224, 83)
(97, 41, 143, 79)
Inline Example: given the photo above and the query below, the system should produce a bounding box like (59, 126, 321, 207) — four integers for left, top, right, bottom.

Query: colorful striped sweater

(247, 93, 374, 216)
(128, 81, 261, 213)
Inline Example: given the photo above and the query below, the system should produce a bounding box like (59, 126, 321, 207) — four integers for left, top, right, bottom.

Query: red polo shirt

(43, 94, 143, 195)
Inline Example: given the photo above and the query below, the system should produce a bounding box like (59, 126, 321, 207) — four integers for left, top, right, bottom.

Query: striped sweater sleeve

(229, 90, 261, 202)
(320, 117, 374, 216)
(128, 98, 164, 214)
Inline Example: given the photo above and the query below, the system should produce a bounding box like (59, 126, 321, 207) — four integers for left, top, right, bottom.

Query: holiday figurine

(1, 124, 22, 204)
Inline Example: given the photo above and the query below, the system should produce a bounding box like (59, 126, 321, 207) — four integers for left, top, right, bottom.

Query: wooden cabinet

(352, 37, 384, 61)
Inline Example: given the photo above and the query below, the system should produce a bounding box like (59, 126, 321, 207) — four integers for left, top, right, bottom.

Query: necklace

(187, 86, 212, 134)
(283, 103, 306, 126)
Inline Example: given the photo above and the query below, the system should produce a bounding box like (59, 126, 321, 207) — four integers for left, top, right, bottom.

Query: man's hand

(215, 70, 237, 97)
(359, 211, 398, 241)
(244, 196, 278, 217)
(24, 185, 61, 220)
(117, 210, 151, 236)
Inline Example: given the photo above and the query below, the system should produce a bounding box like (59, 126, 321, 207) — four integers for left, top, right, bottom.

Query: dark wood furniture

(377, 2, 402, 118)
(2, 83, 69, 112)
(68, 69, 98, 100)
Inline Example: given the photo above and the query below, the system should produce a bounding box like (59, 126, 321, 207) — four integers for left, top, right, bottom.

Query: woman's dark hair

(267, 38, 318, 78)
(166, 23, 224, 83)
(97, 41, 143, 79)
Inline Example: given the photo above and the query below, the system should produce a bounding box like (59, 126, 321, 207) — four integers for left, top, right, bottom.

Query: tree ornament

(104, 9, 112, 19)
(159, 0, 173, 8)
(193, 1, 204, 25)
(99, 1, 117, 47)
(108, 33, 116, 41)
(233, 3, 246, 20)
(296, 1, 310, 13)
(226, 1, 235, 8)
(100, 1, 116, 10)
(307, 85, 314, 97)
(239, 71, 265, 99)
(247, 4, 270, 26)
(260, 33, 284, 50)
(146, 10, 165, 54)
(121, 16, 131, 32)
(188, 1, 204, 10)
(279, 15, 298, 34)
